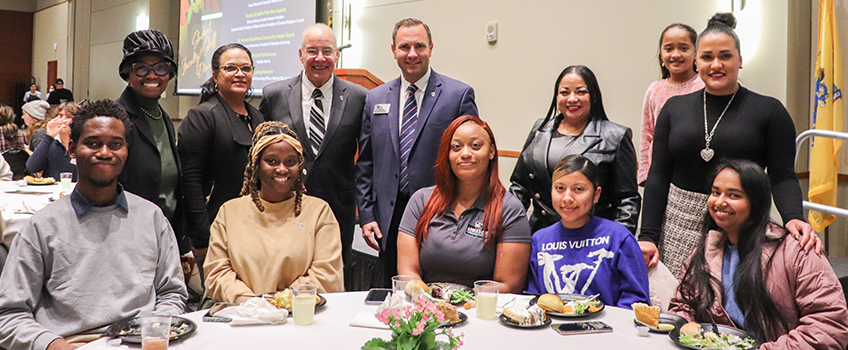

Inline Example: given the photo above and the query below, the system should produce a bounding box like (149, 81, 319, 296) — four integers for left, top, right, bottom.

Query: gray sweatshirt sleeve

(0, 222, 62, 350)
(152, 221, 188, 315)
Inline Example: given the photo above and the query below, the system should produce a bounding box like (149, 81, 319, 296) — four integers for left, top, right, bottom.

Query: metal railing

(795, 129, 848, 247)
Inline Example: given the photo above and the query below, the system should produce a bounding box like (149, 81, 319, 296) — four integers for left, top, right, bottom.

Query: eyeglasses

(305, 47, 336, 57)
(132, 62, 171, 77)
(219, 64, 254, 75)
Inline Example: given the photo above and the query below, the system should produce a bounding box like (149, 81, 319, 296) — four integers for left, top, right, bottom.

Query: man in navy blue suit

(356, 18, 478, 287)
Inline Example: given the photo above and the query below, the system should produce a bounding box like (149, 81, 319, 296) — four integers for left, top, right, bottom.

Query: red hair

(414, 115, 505, 248)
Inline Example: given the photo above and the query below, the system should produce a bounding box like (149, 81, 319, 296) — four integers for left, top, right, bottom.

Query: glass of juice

(60, 172, 72, 189)
(474, 280, 500, 320)
(291, 284, 317, 325)
(140, 315, 171, 350)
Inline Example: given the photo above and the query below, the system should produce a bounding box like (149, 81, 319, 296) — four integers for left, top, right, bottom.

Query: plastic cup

(60, 172, 72, 188)
(291, 284, 317, 325)
(474, 280, 500, 320)
(391, 275, 417, 302)
(140, 315, 171, 350)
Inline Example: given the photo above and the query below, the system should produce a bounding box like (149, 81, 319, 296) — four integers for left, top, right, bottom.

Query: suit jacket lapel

(217, 95, 253, 147)
(571, 119, 602, 156)
(285, 76, 311, 157)
(388, 80, 401, 161)
(318, 76, 346, 158)
(530, 120, 553, 178)
(119, 87, 156, 148)
(412, 71, 441, 151)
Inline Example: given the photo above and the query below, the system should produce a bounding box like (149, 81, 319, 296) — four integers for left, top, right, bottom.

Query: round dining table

(0, 180, 73, 248)
(79, 292, 682, 350)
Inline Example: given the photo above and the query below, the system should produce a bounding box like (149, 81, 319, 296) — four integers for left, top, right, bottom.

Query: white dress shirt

(301, 73, 335, 139)
(398, 68, 431, 133)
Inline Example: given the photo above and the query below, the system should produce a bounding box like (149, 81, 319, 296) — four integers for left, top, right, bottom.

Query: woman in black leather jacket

(510, 65, 640, 233)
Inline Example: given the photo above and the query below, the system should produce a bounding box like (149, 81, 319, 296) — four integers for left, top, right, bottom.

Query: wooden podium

(334, 68, 384, 89)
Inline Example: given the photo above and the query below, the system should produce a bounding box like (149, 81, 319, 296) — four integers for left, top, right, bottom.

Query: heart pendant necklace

(702, 90, 736, 162)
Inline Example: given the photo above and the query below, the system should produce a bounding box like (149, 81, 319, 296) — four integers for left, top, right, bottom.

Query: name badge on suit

(373, 104, 391, 115)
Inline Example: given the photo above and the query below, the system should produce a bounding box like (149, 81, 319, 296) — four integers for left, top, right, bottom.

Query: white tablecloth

(0, 181, 73, 247)
(79, 292, 680, 350)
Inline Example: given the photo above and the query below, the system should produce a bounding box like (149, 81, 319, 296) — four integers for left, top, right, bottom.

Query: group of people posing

(0, 11, 847, 350)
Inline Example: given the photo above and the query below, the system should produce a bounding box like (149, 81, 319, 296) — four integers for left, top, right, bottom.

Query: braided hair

(241, 121, 306, 215)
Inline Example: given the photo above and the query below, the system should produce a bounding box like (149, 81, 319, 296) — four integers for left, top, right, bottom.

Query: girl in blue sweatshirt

(527, 155, 650, 309)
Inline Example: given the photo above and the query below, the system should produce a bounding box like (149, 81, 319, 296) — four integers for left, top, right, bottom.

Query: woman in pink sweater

(638, 23, 703, 186)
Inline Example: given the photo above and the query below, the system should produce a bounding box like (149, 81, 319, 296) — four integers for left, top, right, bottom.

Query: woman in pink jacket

(670, 159, 848, 349)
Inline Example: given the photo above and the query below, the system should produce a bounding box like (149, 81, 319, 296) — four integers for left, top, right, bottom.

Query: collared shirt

(70, 184, 129, 217)
(398, 185, 532, 287)
(722, 243, 745, 328)
(398, 67, 431, 133)
(301, 72, 334, 137)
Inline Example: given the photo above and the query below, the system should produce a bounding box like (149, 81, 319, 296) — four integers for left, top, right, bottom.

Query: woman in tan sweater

(205, 121, 344, 302)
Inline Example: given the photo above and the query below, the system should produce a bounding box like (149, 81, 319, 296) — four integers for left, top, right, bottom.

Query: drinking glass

(291, 284, 317, 325)
(140, 315, 171, 350)
(60, 172, 72, 189)
(391, 275, 417, 302)
(474, 280, 500, 320)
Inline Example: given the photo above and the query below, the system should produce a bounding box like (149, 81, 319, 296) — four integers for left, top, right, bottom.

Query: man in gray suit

(260, 24, 367, 291)
(356, 18, 478, 287)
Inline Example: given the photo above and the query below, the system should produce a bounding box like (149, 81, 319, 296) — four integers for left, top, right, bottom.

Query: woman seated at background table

(526, 155, 649, 309)
(21, 100, 51, 152)
(670, 159, 848, 349)
(0, 105, 27, 152)
(397, 115, 531, 293)
(25, 102, 78, 181)
(205, 121, 344, 302)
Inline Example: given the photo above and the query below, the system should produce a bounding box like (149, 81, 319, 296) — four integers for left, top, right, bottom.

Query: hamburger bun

(536, 294, 565, 313)
(405, 279, 430, 297)
(680, 322, 702, 338)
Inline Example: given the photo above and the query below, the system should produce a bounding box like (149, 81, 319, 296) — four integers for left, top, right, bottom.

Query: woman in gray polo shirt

(397, 115, 532, 293)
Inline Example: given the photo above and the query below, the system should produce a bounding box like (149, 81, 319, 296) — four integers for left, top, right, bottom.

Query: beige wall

(32, 2, 70, 93)
(333, 0, 789, 184)
(40, 0, 848, 255)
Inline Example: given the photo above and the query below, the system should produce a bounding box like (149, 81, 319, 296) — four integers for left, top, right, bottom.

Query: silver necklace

(139, 105, 163, 120)
(701, 90, 736, 162)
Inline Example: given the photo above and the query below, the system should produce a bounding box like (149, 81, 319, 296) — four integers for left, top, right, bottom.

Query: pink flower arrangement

(363, 296, 464, 350)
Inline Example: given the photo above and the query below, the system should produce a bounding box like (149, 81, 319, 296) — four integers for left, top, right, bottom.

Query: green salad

(679, 331, 755, 349)
(562, 294, 601, 314)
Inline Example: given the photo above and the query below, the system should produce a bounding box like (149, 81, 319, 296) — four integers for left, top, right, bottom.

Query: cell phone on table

(202, 302, 237, 322)
(365, 288, 392, 305)
(552, 321, 613, 335)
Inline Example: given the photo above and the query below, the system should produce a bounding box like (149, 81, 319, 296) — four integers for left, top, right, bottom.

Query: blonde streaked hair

(241, 121, 305, 214)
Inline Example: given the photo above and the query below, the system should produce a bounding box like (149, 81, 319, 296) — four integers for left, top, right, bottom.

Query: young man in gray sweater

(0, 100, 187, 350)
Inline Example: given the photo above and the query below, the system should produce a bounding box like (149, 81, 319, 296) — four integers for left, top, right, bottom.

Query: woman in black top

(178, 43, 263, 276)
(510, 65, 640, 233)
(639, 13, 818, 278)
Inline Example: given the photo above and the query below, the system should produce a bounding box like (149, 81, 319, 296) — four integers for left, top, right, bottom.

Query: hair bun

(708, 12, 736, 29)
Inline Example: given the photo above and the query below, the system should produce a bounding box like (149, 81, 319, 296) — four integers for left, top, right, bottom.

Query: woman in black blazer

(510, 65, 640, 233)
(178, 43, 263, 274)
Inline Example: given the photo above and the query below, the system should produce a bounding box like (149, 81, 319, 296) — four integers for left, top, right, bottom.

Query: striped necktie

(399, 84, 418, 194)
(308, 88, 325, 156)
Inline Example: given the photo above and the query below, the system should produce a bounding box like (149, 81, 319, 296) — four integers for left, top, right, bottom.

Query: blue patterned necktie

(308, 88, 325, 156)
(399, 84, 419, 194)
